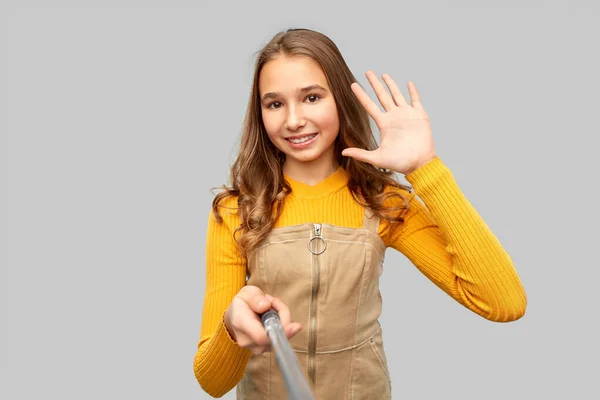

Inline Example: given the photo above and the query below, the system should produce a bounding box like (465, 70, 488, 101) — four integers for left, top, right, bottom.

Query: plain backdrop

(2, 1, 599, 399)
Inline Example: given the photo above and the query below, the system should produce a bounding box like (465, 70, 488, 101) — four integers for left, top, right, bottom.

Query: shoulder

(209, 193, 241, 227)
(381, 183, 416, 208)
(213, 193, 239, 212)
(377, 183, 423, 241)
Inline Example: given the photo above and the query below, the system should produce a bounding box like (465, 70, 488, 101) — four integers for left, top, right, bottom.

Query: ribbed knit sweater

(193, 156, 527, 397)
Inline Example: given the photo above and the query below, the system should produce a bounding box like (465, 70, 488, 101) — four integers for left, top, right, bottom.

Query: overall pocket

(370, 328, 392, 398)
(369, 330, 390, 381)
(350, 329, 391, 399)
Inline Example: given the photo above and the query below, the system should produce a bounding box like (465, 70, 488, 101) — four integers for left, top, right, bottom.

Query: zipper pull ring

(308, 223, 326, 255)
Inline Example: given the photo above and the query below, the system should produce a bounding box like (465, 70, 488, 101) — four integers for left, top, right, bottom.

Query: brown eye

(306, 94, 320, 103)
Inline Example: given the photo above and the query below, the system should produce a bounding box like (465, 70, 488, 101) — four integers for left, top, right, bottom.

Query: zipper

(308, 223, 323, 383)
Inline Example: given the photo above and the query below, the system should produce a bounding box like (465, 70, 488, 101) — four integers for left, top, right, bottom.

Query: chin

(286, 152, 324, 164)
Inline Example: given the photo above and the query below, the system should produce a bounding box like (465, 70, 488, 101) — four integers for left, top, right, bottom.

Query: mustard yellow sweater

(193, 157, 527, 397)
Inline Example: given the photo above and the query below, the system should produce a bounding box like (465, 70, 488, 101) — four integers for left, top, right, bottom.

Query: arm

(383, 157, 527, 322)
(193, 202, 251, 397)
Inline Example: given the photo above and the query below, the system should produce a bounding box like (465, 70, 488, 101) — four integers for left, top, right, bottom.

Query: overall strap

(362, 208, 380, 234)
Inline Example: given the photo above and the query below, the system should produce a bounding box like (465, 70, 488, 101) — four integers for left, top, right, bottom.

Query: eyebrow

(261, 84, 327, 102)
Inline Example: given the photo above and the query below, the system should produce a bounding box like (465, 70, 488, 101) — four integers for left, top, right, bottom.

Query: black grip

(259, 308, 279, 325)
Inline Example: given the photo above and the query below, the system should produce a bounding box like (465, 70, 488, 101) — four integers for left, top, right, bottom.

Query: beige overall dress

(236, 209, 392, 399)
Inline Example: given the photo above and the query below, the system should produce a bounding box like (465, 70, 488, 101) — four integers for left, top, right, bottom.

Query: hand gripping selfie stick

(260, 309, 315, 400)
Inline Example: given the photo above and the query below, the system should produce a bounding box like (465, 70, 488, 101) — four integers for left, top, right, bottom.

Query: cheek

(315, 103, 340, 132)
(262, 114, 281, 141)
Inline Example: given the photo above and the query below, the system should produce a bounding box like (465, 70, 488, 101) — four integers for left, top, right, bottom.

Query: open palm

(342, 71, 437, 175)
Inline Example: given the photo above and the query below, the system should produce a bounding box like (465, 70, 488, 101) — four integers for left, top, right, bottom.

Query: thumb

(250, 295, 272, 314)
(342, 147, 380, 166)
(238, 285, 272, 314)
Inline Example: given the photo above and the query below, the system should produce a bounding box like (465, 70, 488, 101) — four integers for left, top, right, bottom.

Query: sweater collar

(284, 166, 349, 199)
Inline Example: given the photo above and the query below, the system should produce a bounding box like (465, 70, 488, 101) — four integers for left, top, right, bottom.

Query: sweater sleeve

(382, 157, 527, 322)
(193, 200, 252, 397)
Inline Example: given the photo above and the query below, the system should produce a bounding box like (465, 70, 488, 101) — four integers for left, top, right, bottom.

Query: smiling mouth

(286, 133, 318, 144)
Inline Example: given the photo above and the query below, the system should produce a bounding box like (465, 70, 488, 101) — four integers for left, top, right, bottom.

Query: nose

(285, 104, 306, 131)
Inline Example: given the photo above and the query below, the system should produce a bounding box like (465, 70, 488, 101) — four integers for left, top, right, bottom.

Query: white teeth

(289, 134, 316, 144)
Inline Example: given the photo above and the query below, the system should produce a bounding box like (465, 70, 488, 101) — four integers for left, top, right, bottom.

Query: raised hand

(342, 71, 437, 175)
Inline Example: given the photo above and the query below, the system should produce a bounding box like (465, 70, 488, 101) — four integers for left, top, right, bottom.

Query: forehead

(259, 55, 329, 93)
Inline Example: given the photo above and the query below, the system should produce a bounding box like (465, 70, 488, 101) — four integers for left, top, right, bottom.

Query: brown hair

(212, 28, 412, 257)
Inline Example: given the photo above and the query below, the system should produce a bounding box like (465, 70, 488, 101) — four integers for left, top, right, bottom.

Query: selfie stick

(261, 309, 315, 400)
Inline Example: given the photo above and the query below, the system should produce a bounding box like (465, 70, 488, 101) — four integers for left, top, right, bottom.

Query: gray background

(3, 0, 599, 399)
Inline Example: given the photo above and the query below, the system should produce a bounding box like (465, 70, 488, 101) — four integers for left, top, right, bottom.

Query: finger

(365, 70, 396, 111)
(350, 82, 384, 122)
(269, 296, 292, 326)
(407, 81, 423, 110)
(238, 285, 272, 314)
(284, 322, 303, 339)
(381, 73, 408, 107)
(262, 296, 302, 340)
(242, 321, 271, 347)
(341, 147, 382, 167)
(229, 299, 271, 347)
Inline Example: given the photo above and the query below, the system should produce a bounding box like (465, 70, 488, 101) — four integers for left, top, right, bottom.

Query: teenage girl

(193, 28, 527, 399)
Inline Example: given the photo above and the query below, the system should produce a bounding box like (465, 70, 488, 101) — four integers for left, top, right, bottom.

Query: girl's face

(259, 55, 340, 171)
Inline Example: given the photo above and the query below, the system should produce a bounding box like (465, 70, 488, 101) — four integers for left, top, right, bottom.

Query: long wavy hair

(212, 28, 412, 257)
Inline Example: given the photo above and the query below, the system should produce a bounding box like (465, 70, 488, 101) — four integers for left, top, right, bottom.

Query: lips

(285, 132, 319, 147)
(286, 133, 318, 145)
(285, 133, 318, 140)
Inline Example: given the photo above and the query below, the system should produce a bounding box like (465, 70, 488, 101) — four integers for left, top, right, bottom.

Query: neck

(283, 152, 339, 186)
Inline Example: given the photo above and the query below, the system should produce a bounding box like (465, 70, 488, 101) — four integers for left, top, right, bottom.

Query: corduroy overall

(236, 209, 391, 399)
